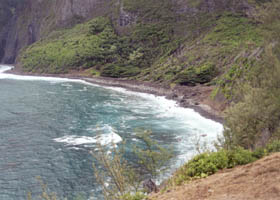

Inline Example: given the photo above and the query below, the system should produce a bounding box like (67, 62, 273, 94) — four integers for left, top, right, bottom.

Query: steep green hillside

(142, 13, 263, 86)
(18, 0, 280, 102)
(19, 16, 176, 76)
(19, 0, 183, 76)
(14, 1, 280, 199)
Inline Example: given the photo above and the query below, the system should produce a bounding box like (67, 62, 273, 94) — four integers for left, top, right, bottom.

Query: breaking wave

(54, 125, 122, 147)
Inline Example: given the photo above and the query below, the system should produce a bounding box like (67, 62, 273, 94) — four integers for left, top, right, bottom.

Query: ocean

(0, 65, 223, 199)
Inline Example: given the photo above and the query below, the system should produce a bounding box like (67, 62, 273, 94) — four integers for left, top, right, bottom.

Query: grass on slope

(20, 17, 128, 74)
(20, 5, 179, 77)
(168, 139, 280, 187)
(152, 152, 280, 200)
(19, 0, 270, 99)
(18, 0, 187, 78)
(143, 13, 264, 89)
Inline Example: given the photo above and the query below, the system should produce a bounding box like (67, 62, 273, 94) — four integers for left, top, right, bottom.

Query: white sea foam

(68, 147, 82, 150)
(61, 83, 73, 87)
(0, 65, 13, 73)
(105, 85, 223, 131)
(0, 72, 84, 84)
(105, 80, 224, 180)
(0, 65, 99, 87)
(54, 133, 122, 146)
(78, 87, 88, 92)
(1, 64, 224, 189)
(131, 138, 139, 142)
(1, 64, 223, 148)
(106, 85, 224, 142)
(54, 125, 122, 147)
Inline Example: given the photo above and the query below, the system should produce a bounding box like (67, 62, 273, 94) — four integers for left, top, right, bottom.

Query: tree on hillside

(224, 44, 280, 149)
(223, 0, 280, 149)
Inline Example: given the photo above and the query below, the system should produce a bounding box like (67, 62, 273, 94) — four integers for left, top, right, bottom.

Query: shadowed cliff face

(0, 0, 251, 64)
(0, 0, 18, 62)
(0, 0, 113, 63)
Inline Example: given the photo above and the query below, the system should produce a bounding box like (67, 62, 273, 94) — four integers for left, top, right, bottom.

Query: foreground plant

(92, 142, 142, 200)
(27, 177, 57, 200)
(92, 130, 173, 200)
(169, 139, 280, 187)
(133, 130, 173, 179)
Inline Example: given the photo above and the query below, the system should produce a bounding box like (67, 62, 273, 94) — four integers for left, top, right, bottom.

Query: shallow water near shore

(0, 65, 223, 200)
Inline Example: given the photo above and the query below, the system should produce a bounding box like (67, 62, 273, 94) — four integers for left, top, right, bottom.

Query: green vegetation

(175, 63, 217, 86)
(101, 64, 141, 78)
(167, 4, 280, 180)
(20, 12, 178, 77)
(170, 139, 280, 186)
(133, 130, 172, 178)
(93, 131, 172, 200)
(141, 12, 264, 86)
(27, 177, 58, 200)
(123, 0, 177, 24)
(19, 0, 182, 77)
(21, 17, 121, 74)
(27, 131, 171, 200)
(203, 14, 263, 47)
(223, 47, 280, 150)
(223, 0, 280, 150)
(119, 192, 146, 200)
(20, 0, 280, 198)
(93, 143, 143, 200)
(165, 0, 280, 192)
(19, 0, 269, 89)
(171, 148, 255, 185)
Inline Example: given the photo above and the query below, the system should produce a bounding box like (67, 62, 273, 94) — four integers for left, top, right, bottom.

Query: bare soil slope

(151, 153, 280, 200)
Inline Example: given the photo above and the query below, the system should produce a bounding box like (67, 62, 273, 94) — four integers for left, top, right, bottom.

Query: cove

(0, 65, 223, 200)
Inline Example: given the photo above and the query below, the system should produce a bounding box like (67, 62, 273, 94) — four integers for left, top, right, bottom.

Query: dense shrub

(120, 192, 146, 200)
(226, 147, 257, 167)
(88, 17, 111, 35)
(176, 63, 217, 86)
(93, 131, 172, 200)
(101, 64, 140, 78)
(20, 17, 120, 73)
(222, 1, 280, 149)
(20, 11, 179, 77)
(171, 147, 260, 186)
(265, 139, 280, 153)
(186, 150, 228, 177)
(251, 139, 280, 159)
(171, 137, 280, 186)
(223, 47, 280, 150)
(19, 0, 185, 79)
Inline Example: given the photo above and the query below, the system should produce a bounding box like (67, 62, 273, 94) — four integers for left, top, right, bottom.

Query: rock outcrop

(0, 0, 114, 63)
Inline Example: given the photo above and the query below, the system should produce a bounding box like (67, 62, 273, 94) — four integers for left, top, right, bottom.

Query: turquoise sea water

(0, 65, 223, 200)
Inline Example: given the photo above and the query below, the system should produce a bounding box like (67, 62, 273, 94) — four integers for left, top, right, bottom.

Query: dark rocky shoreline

(6, 67, 225, 124)
(81, 77, 224, 124)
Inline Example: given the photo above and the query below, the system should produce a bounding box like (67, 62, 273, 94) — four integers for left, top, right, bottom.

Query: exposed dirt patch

(150, 153, 280, 200)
